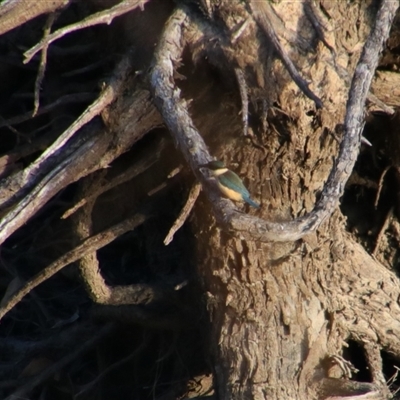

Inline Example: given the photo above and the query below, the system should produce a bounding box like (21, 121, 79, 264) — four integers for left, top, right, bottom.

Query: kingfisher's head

(200, 160, 228, 176)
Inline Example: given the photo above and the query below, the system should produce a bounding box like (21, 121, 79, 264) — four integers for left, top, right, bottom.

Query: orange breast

(217, 182, 243, 201)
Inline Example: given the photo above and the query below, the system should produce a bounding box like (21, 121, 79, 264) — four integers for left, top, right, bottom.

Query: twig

(61, 56, 112, 77)
(62, 140, 164, 219)
(33, 12, 59, 116)
(0, 93, 95, 128)
(24, 0, 150, 64)
(150, 1, 398, 243)
(234, 68, 249, 136)
(4, 323, 114, 400)
(0, 88, 161, 246)
(22, 51, 133, 189)
(164, 182, 201, 245)
(372, 207, 393, 257)
(0, 125, 106, 244)
(0, 48, 134, 212)
(231, 18, 250, 43)
(367, 93, 395, 115)
(0, 212, 148, 321)
(374, 166, 390, 208)
(249, 0, 323, 109)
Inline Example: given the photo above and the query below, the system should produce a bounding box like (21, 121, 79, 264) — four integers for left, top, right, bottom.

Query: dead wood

(0, 0, 69, 36)
(164, 182, 201, 245)
(0, 209, 148, 320)
(0, 49, 135, 208)
(0, 1, 400, 399)
(0, 88, 161, 245)
(23, 0, 151, 64)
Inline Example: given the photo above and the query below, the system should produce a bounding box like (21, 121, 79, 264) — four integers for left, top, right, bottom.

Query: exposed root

(0, 210, 148, 320)
(304, 0, 335, 54)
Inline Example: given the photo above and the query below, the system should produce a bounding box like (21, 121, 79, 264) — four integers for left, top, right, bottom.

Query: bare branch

(24, 0, 150, 64)
(0, 88, 161, 246)
(150, 1, 398, 243)
(234, 68, 249, 136)
(164, 182, 201, 245)
(0, 211, 148, 321)
(62, 141, 164, 219)
(0, 93, 95, 128)
(33, 12, 59, 116)
(18, 50, 134, 196)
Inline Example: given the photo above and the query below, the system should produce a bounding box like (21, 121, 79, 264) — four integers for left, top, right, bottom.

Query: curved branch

(150, 1, 398, 243)
(0, 211, 148, 321)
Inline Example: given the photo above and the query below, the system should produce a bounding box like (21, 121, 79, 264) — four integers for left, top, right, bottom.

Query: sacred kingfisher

(200, 160, 260, 208)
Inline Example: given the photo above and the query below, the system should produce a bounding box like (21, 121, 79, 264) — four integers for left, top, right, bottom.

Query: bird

(200, 160, 260, 208)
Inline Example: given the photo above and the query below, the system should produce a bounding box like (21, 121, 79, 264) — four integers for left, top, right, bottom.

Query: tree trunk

(184, 1, 398, 399)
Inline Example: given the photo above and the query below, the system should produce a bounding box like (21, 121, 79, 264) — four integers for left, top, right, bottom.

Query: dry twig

(33, 12, 59, 116)
(0, 212, 148, 321)
(234, 68, 249, 136)
(164, 182, 201, 245)
(22, 52, 134, 192)
(24, 0, 150, 64)
(0, 93, 95, 128)
(62, 139, 165, 219)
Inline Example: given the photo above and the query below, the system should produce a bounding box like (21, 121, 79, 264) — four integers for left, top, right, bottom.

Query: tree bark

(183, 1, 400, 399)
(0, 1, 399, 399)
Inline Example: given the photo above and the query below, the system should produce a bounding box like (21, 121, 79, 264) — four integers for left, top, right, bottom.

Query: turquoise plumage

(200, 161, 260, 208)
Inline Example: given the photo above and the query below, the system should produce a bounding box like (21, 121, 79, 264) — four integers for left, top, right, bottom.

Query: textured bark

(185, 1, 399, 399)
(0, 0, 69, 36)
(372, 71, 400, 108)
(0, 1, 399, 399)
